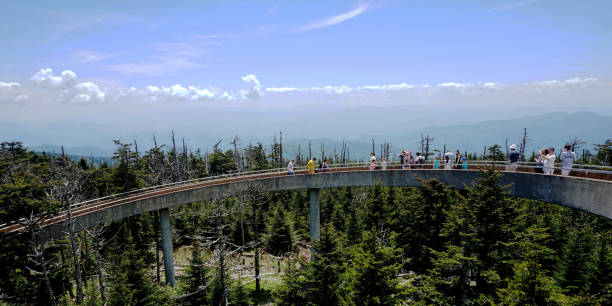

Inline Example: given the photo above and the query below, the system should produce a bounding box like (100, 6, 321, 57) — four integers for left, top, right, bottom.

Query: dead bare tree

(518, 128, 529, 161)
(320, 143, 325, 161)
(372, 138, 375, 155)
(20, 212, 57, 305)
(46, 154, 91, 304)
(308, 140, 312, 161)
(230, 135, 241, 173)
(279, 131, 283, 169)
(567, 138, 587, 152)
(81, 219, 122, 305)
(505, 138, 509, 159)
(420, 134, 425, 156)
(424, 135, 434, 161)
(241, 183, 267, 294)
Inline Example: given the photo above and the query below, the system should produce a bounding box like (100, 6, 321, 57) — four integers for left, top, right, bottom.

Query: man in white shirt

(444, 150, 455, 170)
(287, 160, 295, 175)
(560, 145, 577, 176)
(541, 147, 556, 175)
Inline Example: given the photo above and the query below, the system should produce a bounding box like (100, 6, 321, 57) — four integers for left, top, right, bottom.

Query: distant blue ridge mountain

(7, 111, 610, 161)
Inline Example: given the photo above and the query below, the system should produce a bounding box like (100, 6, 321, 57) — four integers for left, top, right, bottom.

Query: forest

(0, 137, 611, 305)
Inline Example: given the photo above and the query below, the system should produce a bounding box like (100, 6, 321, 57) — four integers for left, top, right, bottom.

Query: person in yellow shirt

(307, 157, 316, 174)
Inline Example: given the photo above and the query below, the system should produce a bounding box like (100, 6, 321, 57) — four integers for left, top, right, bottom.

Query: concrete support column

(309, 188, 320, 260)
(159, 208, 175, 286)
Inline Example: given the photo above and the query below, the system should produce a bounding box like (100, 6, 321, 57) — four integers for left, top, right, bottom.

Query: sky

(0, 0, 611, 149)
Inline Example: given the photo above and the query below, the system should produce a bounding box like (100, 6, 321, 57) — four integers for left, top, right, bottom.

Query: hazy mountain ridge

(3, 112, 610, 160)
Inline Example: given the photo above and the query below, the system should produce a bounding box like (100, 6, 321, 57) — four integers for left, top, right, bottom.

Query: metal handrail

(0, 160, 610, 230)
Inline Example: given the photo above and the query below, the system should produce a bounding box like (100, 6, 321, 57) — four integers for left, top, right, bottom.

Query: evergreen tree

(181, 243, 211, 306)
(304, 225, 344, 305)
(106, 243, 157, 306)
(498, 226, 567, 305)
(363, 183, 386, 231)
(437, 168, 521, 303)
(554, 219, 597, 295)
(263, 204, 294, 256)
(342, 228, 403, 305)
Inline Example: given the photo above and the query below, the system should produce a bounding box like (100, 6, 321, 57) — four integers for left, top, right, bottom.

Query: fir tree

(342, 228, 403, 305)
(264, 203, 294, 256)
(181, 243, 211, 306)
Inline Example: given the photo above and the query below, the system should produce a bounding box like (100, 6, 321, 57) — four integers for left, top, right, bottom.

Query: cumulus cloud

(30, 68, 77, 88)
(70, 82, 106, 103)
(0, 81, 27, 102)
(296, 3, 371, 31)
(241, 74, 263, 99)
(5, 69, 611, 109)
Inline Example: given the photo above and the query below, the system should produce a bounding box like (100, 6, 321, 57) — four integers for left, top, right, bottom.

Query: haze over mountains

(3, 111, 609, 160)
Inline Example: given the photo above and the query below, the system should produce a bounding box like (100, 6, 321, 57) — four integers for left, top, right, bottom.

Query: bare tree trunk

(252, 203, 260, 293)
(279, 131, 283, 169)
(215, 200, 228, 305)
(519, 128, 528, 161)
(505, 138, 509, 159)
(93, 246, 106, 304)
(308, 140, 312, 161)
(372, 138, 375, 155)
(25, 214, 56, 305)
(67, 205, 84, 304)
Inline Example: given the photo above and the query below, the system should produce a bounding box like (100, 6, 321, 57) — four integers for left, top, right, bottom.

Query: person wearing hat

(461, 157, 468, 169)
(506, 144, 520, 171)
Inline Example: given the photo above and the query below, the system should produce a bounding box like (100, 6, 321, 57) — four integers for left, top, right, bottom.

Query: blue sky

(0, 0, 611, 147)
(1, 0, 611, 87)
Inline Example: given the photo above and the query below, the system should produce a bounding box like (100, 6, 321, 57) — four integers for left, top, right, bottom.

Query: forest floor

(170, 244, 310, 286)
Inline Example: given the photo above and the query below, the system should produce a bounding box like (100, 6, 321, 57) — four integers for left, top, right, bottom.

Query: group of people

(528, 144, 577, 176)
(397, 151, 425, 169)
(287, 158, 331, 175)
(506, 144, 577, 176)
(440, 149, 467, 170)
(287, 144, 579, 176)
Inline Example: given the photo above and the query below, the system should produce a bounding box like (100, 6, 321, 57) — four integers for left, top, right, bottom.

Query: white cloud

(0, 81, 21, 89)
(72, 82, 106, 102)
(15, 94, 29, 101)
(6, 69, 611, 109)
(265, 87, 301, 93)
(30, 68, 77, 88)
(0, 81, 26, 102)
(359, 83, 414, 91)
(438, 82, 468, 88)
(296, 3, 370, 31)
(188, 86, 215, 100)
(73, 49, 114, 64)
(241, 74, 263, 99)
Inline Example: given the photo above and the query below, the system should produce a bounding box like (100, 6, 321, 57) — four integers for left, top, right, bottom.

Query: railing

(1, 160, 611, 231)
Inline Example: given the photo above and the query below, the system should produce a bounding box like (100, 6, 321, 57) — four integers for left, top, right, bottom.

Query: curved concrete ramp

(34, 169, 611, 240)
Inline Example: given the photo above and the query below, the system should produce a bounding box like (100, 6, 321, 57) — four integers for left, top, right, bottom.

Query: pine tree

(554, 219, 597, 295)
(304, 225, 344, 305)
(181, 243, 210, 306)
(342, 228, 403, 305)
(436, 168, 521, 303)
(106, 243, 156, 306)
(263, 204, 294, 256)
(363, 183, 386, 232)
(498, 226, 567, 305)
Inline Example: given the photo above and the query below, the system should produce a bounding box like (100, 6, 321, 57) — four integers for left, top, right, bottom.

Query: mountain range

(3, 111, 610, 160)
